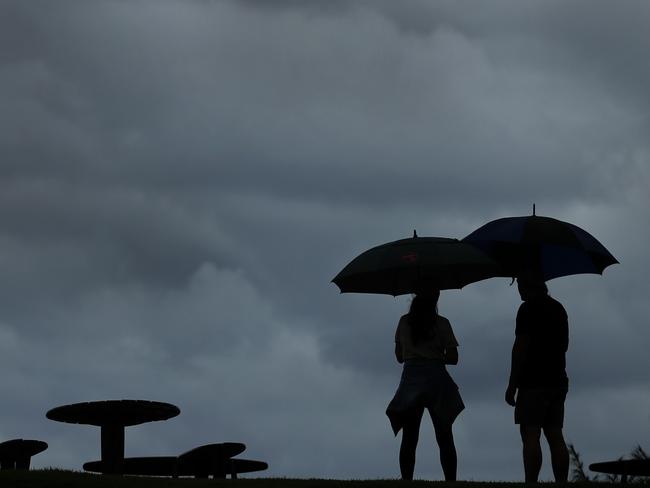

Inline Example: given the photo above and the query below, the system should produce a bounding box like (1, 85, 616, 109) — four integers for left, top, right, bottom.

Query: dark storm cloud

(5, 0, 644, 210)
(1, 0, 649, 481)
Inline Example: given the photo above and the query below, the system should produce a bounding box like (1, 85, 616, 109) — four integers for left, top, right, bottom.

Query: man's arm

(395, 341, 404, 364)
(505, 334, 530, 406)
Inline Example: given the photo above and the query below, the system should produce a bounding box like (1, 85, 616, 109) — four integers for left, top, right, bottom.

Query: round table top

(0, 439, 48, 457)
(46, 400, 180, 427)
(589, 459, 650, 476)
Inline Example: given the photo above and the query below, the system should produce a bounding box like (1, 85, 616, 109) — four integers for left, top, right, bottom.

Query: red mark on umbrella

(401, 253, 419, 263)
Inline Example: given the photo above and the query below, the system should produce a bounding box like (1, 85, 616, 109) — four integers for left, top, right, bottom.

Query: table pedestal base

(101, 425, 125, 474)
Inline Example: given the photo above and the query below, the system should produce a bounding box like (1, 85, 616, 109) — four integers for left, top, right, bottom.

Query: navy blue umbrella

(462, 211, 618, 281)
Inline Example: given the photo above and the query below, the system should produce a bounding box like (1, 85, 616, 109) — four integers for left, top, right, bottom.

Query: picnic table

(46, 399, 180, 474)
(0, 439, 48, 470)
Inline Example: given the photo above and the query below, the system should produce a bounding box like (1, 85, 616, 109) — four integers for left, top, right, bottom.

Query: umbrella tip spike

(413, 229, 418, 238)
(533, 203, 536, 216)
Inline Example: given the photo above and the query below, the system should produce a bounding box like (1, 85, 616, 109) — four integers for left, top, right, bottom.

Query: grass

(1, 470, 647, 488)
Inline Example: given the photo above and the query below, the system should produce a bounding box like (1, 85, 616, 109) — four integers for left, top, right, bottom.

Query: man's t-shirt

(516, 295, 569, 388)
(396, 314, 459, 361)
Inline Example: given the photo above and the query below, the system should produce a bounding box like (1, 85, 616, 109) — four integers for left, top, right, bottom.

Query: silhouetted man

(505, 276, 569, 483)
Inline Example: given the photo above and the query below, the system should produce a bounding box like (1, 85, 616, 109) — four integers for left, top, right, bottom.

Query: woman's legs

(432, 415, 457, 481)
(399, 406, 424, 480)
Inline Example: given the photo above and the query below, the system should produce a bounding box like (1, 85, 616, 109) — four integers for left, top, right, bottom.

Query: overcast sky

(1, 0, 649, 481)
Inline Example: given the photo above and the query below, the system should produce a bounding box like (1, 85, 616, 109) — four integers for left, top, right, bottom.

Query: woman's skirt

(386, 359, 465, 435)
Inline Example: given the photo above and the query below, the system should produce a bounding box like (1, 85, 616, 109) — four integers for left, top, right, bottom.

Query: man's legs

(520, 425, 542, 483)
(399, 406, 424, 480)
(543, 427, 569, 482)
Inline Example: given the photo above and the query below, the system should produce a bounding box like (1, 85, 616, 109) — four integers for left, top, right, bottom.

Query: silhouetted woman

(386, 290, 465, 481)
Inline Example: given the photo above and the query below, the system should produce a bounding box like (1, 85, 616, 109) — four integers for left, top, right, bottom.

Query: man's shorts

(515, 387, 568, 428)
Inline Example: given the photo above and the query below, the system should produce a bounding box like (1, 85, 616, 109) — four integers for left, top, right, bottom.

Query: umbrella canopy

(332, 235, 505, 296)
(462, 214, 618, 281)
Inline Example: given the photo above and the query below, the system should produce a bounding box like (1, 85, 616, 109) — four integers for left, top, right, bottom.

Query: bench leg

(212, 457, 227, 479)
(16, 456, 31, 470)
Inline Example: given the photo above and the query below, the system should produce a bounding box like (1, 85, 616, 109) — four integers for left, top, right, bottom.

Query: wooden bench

(0, 439, 48, 470)
(83, 442, 268, 479)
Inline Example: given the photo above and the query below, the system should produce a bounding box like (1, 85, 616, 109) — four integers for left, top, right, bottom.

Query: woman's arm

(440, 317, 459, 365)
(395, 341, 404, 363)
(395, 317, 405, 364)
(443, 346, 458, 365)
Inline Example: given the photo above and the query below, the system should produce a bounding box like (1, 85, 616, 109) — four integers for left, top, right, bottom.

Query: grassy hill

(0, 470, 641, 488)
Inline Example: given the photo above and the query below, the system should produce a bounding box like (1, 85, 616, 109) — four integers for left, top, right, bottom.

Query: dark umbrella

(462, 209, 618, 281)
(332, 232, 505, 296)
